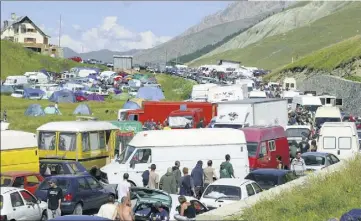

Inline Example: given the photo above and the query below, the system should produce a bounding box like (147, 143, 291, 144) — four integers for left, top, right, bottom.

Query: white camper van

(3, 76, 28, 86)
(190, 83, 217, 102)
(28, 72, 49, 84)
(314, 106, 342, 128)
(100, 128, 249, 186)
(207, 85, 248, 103)
(317, 122, 359, 160)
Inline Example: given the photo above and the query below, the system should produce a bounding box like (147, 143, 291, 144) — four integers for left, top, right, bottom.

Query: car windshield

(214, 124, 242, 129)
(131, 188, 171, 205)
(245, 174, 278, 189)
(247, 142, 258, 157)
(38, 178, 70, 191)
(118, 146, 135, 164)
(203, 185, 241, 200)
(302, 155, 325, 166)
(315, 117, 341, 127)
(286, 128, 310, 138)
(0, 176, 13, 186)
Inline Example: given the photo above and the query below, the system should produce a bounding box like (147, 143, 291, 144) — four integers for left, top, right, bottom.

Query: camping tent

(44, 105, 59, 115)
(111, 93, 129, 100)
(0, 85, 14, 95)
(136, 87, 165, 101)
(49, 89, 76, 103)
(87, 94, 104, 102)
(122, 101, 140, 109)
(24, 104, 45, 116)
(340, 209, 361, 221)
(129, 98, 144, 107)
(73, 104, 92, 115)
(23, 88, 45, 99)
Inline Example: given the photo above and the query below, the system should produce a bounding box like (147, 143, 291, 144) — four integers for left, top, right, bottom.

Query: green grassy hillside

(188, 2, 361, 70)
(0, 40, 103, 79)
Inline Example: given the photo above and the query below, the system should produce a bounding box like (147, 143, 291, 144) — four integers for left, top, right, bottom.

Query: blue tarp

(73, 104, 92, 115)
(340, 209, 361, 221)
(87, 93, 104, 101)
(23, 88, 45, 99)
(122, 101, 140, 109)
(49, 89, 76, 103)
(24, 104, 45, 116)
(136, 87, 165, 101)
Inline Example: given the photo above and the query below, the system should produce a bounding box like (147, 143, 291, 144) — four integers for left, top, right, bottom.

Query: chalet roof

(1, 16, 50, 37)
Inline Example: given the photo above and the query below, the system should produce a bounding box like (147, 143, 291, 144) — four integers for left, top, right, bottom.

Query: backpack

(142, 170, 150, 186)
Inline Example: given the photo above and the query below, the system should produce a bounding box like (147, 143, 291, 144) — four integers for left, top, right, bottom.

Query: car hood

(200, 197, 237, 209)
(305, 165, 324, 171)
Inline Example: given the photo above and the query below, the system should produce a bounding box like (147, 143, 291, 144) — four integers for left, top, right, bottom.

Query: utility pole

(58, 14, 62, 47)
(165, 50, 167, 66)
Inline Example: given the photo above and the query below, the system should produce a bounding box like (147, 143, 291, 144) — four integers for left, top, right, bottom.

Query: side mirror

(258, 153, 264, 159)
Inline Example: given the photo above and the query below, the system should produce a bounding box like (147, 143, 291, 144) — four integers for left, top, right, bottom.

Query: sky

(1, 1, 231, 53)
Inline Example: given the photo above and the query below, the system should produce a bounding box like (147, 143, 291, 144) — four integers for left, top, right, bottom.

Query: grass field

(188, 2, 361, 70)
(0, 40, 104, 79)
(233, 156, 361, 221)
(156, 74, 196, 101)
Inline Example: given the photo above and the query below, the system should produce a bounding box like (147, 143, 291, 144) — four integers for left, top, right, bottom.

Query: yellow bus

(37, 121, 119, 177)
(1, 130, 39, 173)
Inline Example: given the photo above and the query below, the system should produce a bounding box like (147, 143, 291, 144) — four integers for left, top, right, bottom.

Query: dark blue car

(39, 160, 89, 178)
(244, 169, 298, 190)
(35, 174, 113, 215)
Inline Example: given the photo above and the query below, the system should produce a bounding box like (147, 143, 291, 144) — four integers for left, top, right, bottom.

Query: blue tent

(49, 89, 76, 103)
(136, 87, 165, 101)
(73, 104, 92, 115)
(24, 104, 45, 116)
(44, 105, 60, 115)
(0, 85, 14, 94)
(23, 88, 45, 99)
(340, 209, 361, 221)
(122, 101, 140, 109)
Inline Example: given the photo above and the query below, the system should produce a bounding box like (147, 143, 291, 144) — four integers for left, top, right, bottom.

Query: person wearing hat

(149, 201, 169, 221)
(148, 164, 159, 189)
(46, 178, 63, 219)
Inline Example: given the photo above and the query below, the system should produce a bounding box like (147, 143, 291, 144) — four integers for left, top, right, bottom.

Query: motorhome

(99, 128, 250, 186)
(207, 85, 248, 103)
(190, 84, 217, 102)
(28, 72, 49, 84)
(314, 106, 342, 128)
(283, 78, 297, 90)
(317, 122, 359, 160)
(291, 95, 322, 112)
(3, 76, 28, 86)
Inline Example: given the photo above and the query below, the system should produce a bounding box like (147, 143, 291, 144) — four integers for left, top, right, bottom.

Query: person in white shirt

(97, 195, 117, 220)
(117, 173, 131, 202)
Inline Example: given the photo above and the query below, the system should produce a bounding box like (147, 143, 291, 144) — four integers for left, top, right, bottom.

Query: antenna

(58, 14, 62, 47)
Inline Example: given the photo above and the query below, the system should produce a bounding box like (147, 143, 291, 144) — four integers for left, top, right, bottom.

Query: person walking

(148, 164, 160, 189)
(97, 195, 117, 220)
(191, 161, 203, 198)
(117, 196, 133, 221)
(179, 167, 196, 197)
(203, 160, 217, 189)
(117, 173, 131, 202)
(291, 151, 306, 177)
(173, 161, 182, 191)
(220, 154, 235, 178)
(46, 178, 63, 219)
(159, 167, 177, 194)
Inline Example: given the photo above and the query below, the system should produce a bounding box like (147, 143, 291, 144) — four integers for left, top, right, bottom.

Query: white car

(1, 187, 48, 221)
(301, 152, 340, 172)
(200, 178, 263, 209)
(11, 89, 24, 98)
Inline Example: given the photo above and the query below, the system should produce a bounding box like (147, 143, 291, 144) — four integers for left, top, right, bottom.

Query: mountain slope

(190, 1, 352, 64)
(132, 1, 295, 65)
(63, 47, 141, 62)
(187, 2, 361, 69)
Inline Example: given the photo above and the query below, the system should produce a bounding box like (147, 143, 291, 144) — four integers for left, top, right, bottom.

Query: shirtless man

(117, 196, 133, 221)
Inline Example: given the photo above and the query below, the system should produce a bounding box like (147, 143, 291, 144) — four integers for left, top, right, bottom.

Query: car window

(39, 179, 70, 192)
(26, 175, 40, 187)
(251, 182, 262, 194)
(85, 177, 101, 189)
(67, 163, 85, 174)
(20, 190, 37, 204)
(77, 178, 91, 190)
(190, 200, 207, 215)
(10, 192, 24, 207)
(329, 154, 340, 164)
(326, 156, 333, 165)
(13, 177, 24, 188)
(132, 149, 152, 164)
(47, 163, 66, 175)
(246, 184, 255, 197)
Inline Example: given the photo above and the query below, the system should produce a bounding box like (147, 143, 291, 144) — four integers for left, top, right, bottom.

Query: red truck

(124, 101, 217, 128)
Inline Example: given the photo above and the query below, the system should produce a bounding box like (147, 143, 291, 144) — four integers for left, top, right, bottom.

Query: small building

(218, 60, 241, 69)
(113, 55, 133, 71)
(1, 13, 62, 58)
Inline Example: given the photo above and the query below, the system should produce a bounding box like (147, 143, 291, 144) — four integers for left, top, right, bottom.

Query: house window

(26, 28, 36, 33)
(24, 38, 36, 43)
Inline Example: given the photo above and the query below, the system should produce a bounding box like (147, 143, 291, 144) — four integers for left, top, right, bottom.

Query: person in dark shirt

(46, 178, 63, 219)
(174, 196, 196, 221)
(149, 202, 169, 221)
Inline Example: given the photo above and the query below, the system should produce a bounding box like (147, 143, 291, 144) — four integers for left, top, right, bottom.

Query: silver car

(301, 152, 340, 173)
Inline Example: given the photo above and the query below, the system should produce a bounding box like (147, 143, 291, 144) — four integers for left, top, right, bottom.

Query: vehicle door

(190, 200, 209, 215)
(129, 148, 152, 184)
(256, 142, 269, 168)
(19, 190, 42, 220)
(245, 183, 255, 199)
(25, 175, 42, 194)
(10, 191, 29, 220)
(329, 154, 340, 166)
(267, 140, 276, 167)
(85, 176, 107, 209)
(251, 182, 263, 194)
(76, 177, 94, 211)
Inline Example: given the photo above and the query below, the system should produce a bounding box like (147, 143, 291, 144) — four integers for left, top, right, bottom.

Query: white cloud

(51, 16, 172, 53)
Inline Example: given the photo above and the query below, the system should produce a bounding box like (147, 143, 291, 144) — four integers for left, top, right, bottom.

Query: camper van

(317, 94, 343, 107)
(28, 72, 49, 84)
(3, 76, 28, 86)
(190, 83, 217, 102)
(314, 106, 342, 128)
(207, 85, 248, 103)
(317, 122, 359, 160)
(283, 78, 297, 90)
(37, 121, 119, 178)
(291, 95, 322, 112)
(282, 90, 300, 108)
(100, 128, 249, 186)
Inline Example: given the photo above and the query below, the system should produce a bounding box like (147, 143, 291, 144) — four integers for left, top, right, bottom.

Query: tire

(73, 203, 83, 215)
(40, 211, 47, 221)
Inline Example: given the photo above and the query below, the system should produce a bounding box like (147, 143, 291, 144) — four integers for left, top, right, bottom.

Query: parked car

(1, 187, 48, 221)
(200, 178, 263, 209)
(11, 89, 24, 98)
(301, 152, 340, 173)
(1, 172, 44, 195)
(244, 169, 298, 190)
(76, 95, 87, 102)
(49, 215, 111, 221)
(35, 174, 114, 215)
(130, 187, 209, 220)
(39, 160, 89, 178)
(357, 130, 361, 146)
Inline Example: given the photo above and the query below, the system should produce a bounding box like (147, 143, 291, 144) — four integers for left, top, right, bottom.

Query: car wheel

(40, 211, 48, 221)
(73, 203, 83, 215)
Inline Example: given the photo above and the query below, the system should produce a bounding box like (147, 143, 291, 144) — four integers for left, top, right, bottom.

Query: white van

(28, 72, 49, 84)
(282, 90, 300, 108)
(291, 95, 322, 112)
(314, 106, 342, 128)
(317, 122, 359, 160)
(100, 128, 249, 186)
(3, 76, 28, 86)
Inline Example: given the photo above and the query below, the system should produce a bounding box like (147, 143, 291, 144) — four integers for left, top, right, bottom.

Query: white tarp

(169, 116, 192, 128)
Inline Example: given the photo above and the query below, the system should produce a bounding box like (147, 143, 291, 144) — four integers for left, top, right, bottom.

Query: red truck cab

(168, 108, 205, 129)
(241, 126, 290, 170)
(0, 172, 44, 195)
